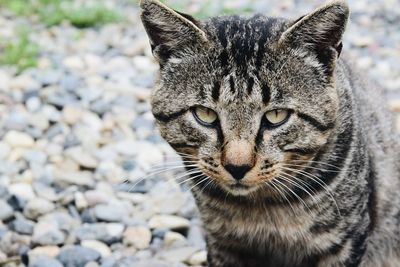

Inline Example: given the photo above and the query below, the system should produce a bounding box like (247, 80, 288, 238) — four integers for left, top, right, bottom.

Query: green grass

(159, 0, 255, 19)
(0, 30, 39, 73)
(0, 0, 122, 28)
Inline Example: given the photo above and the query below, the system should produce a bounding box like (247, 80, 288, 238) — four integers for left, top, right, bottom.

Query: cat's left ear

(279, 0, 349, 72)
(140, 0, 208, 65)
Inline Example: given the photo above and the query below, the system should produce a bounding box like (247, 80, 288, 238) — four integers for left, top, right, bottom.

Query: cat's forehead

(206, 15, 289, 67)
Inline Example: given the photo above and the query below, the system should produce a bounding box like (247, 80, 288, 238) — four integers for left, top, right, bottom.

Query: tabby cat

(140, 0, 400, 266)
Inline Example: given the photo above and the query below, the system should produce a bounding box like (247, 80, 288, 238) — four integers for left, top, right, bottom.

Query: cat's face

(141, 0, 348, 196)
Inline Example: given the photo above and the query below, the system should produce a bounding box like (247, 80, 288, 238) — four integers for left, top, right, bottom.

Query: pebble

(8, 183, 36, 201)
(0, 231, 31, 256)
(66, 146, 98, 169)
(0, 200, 14, 221)
(157, 247, 199, 263)
(94, 203, 126, 222)
(32, 220, 65, 245)
(84, 190, 110, 206)
(148, 215, 191, 231)
(0, 142, 11, 160)
(29, 256, 63, 267)
(75, 192, 89, 210)
(81, 240, 111, 257)
(10, 217, 35, 235)
(74, 223, 124, 244)
(187, 250, 207, 266)
(164, 231, 187, 248)
(57, 246, 101, 267)
(63, 106, 83, 125)
(24, 198, 55, 220)
(28, 245, 60, 258)
(389, 99, 400, 112)
(4, 131, 35, 147)
(123, 226, 152, 250)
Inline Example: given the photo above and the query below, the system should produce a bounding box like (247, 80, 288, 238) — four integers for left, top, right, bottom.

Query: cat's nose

(221, 140, 255, 180)
(224, 164, 253, 181)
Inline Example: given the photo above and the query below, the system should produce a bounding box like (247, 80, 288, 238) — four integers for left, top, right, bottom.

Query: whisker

(281, 163, 343, 173)
(174, 152, 199, 159)
(279, 171, 321, 210)
(126, 165, 199, 192)
(188, 176, 209, 192)
(280, 166, 341, 217)
(145, 163, 198, 173)
(199, 178, 214, 195)
(268, 180, 296, 215)
(177, 172, 204, 185)
(290, 160, 342, 170)
(274, 177, 311, 214)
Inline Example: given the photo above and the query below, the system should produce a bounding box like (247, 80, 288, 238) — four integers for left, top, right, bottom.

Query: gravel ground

(0, 1, 399, 267)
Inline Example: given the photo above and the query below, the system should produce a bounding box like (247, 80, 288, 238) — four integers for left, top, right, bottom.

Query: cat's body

(195, 59, 400, 267)
(140, 1, 400, 266)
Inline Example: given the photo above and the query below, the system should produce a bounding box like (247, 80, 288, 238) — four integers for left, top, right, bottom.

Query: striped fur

(140, 0, 400, 266)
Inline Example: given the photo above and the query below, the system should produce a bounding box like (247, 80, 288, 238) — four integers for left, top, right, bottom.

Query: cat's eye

(193, 106, 218, 126)
(265, 109, 290, 126)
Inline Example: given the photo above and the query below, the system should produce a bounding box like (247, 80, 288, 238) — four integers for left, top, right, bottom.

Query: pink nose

(221, 140, 255, 180)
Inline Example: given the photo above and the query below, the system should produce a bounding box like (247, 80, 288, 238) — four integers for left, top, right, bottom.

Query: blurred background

(0, 0, 399, 267)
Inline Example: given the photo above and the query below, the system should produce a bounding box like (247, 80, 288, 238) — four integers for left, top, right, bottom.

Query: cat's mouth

(223, 181, 261, 195)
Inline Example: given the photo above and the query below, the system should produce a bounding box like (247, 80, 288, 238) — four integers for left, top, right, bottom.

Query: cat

(140, 0, 400, 266)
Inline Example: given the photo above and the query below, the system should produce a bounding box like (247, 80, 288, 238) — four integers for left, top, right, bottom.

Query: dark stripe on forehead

(229, 76, 236, 94)
(153, 108, 187, 122)
(298, 112, 335, 132)
(212, 81, 221, 102)
(247, 77, 254, 95)
(261, 83, 271, 104)
(254, 18, 276, 69)
(219, 50, 229, 67)
(214, 19, 228, 48)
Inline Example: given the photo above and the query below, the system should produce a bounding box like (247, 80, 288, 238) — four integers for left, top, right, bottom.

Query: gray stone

(58, 246, 101, 267)
(29, 256, 63, 267)
(187, 220, 206, 249)
(23, 149, 48, 165)
(26, 97, 41, 112)
(74, 223, 124, 245)
(36, 70, 61, 86)
(132, 260, 181, 267)
(10, 217, 35, 235)
(60, 74, 81, 92)
(0, 200, 13, 221)
(157, 247, 198, 263)
(0, 231, 31, 256)
(32, 220, 65, 245)
(94, 204, 126, 222)
(81, 240, 111, 257)
(24, 198, 55, 220)
(8, 183, 35, 201)
(0, 142, 11, 160)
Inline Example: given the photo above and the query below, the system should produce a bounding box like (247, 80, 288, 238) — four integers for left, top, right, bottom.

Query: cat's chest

(200, 200, 313, 246)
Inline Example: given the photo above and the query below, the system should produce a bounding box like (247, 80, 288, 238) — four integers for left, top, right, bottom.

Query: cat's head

(140, 0, 349, 196)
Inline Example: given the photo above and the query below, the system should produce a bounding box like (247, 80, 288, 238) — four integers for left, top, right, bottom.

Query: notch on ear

(279, 0, 349, 73)
(140, 0, 208, 65)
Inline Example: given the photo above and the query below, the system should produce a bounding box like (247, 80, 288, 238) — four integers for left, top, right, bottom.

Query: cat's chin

(222, 183, 261, 196)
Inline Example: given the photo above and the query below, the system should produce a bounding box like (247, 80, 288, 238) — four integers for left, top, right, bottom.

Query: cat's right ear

(140, 0, 208, 65)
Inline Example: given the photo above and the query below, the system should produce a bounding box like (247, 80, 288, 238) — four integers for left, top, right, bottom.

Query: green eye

(265, 109, 290, 126)
(193, 106, 218, 125)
